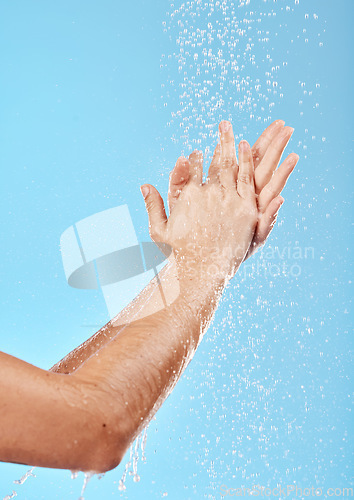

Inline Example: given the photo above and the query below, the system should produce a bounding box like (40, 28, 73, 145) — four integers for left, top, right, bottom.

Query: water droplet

(118, 480, 126, 491)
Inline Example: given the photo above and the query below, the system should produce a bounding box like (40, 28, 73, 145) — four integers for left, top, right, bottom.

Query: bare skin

(51, 120, 298, 375)
(0, 120, 298, 474)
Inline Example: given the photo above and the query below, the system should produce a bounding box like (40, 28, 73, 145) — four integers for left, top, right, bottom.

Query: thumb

(140, 184, 168, 241)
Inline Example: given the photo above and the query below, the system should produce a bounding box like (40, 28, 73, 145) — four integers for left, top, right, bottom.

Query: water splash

(3, 466, 36, 500)
(3, 492, 17, 500)
(13, 467, 36, 485)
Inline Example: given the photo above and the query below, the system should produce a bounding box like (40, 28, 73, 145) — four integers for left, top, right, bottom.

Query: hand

(141, 132, 258, 287)
(167, 120, 299, 260)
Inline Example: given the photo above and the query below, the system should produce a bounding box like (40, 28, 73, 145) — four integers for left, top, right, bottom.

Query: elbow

(89, 450, 123, 475)
(77, 434, 124, 474)
(85, 408, 136, 473)
(88, 405, 135, 473)
(65, 403, 127, 473)
(81, 424, 127, 474)
(69, 377, 132, 473)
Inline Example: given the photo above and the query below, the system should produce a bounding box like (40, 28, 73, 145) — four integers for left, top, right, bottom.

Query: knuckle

(207, 166, 218, 178)
(171, 177, 186, 188)
(169, 172, 186, 186)
(168, 187, 183, 198)
(238, 172, 252, 184)
(263, 183, 277, 196)
(269, 141, 279, 154)
(145, 196, 155, 211)
(221, 157, 235, 169)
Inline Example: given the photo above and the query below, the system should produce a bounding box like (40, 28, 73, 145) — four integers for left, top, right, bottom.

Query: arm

(50, 258, 179, 374)
(0, 351, 108, 472)
(51, 119, 298, 375)
(0, 122, 258, 473)
(66, 131, 259, 471)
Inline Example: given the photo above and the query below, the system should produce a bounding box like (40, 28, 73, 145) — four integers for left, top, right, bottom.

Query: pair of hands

(141, 120, 298, 286)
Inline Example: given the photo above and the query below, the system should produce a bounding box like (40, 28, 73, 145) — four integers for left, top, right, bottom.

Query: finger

(141, 184, 168, 241)
(219, 161, 236, 193)
(255, 126, 294, 194)
(237, 140, 255, 198)
(258, 153, 299, 213)
(168, 157, 190, 214)
(220, 120, 238, 180)
(206, 143, 221, 183)
(188, 150, 203, 184)
(254, 195, 284, 247)
(252, 119, 285, 169)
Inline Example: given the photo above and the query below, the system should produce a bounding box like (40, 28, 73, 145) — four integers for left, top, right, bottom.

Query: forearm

(71, 275, 226, 465)
(51, 258, 180, 374)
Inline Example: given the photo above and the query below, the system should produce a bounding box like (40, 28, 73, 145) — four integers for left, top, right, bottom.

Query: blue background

(0, 0, 352, 498)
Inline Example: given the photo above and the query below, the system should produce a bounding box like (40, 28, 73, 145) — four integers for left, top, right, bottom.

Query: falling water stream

(2, 0, 330, 498)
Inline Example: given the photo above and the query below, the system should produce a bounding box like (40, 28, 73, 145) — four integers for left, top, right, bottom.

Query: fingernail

(140, 185, 150, 198)
(239, 140, 249, 151)
(278, 196, 284, 205)
(220, 121, 231, 133)
(281, 126, 294, 138)
(287, 153, 299, 166)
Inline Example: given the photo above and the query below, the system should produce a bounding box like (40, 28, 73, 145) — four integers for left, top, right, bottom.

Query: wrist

(172, 263, 227, 324)
(173, 246, 243, 293)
